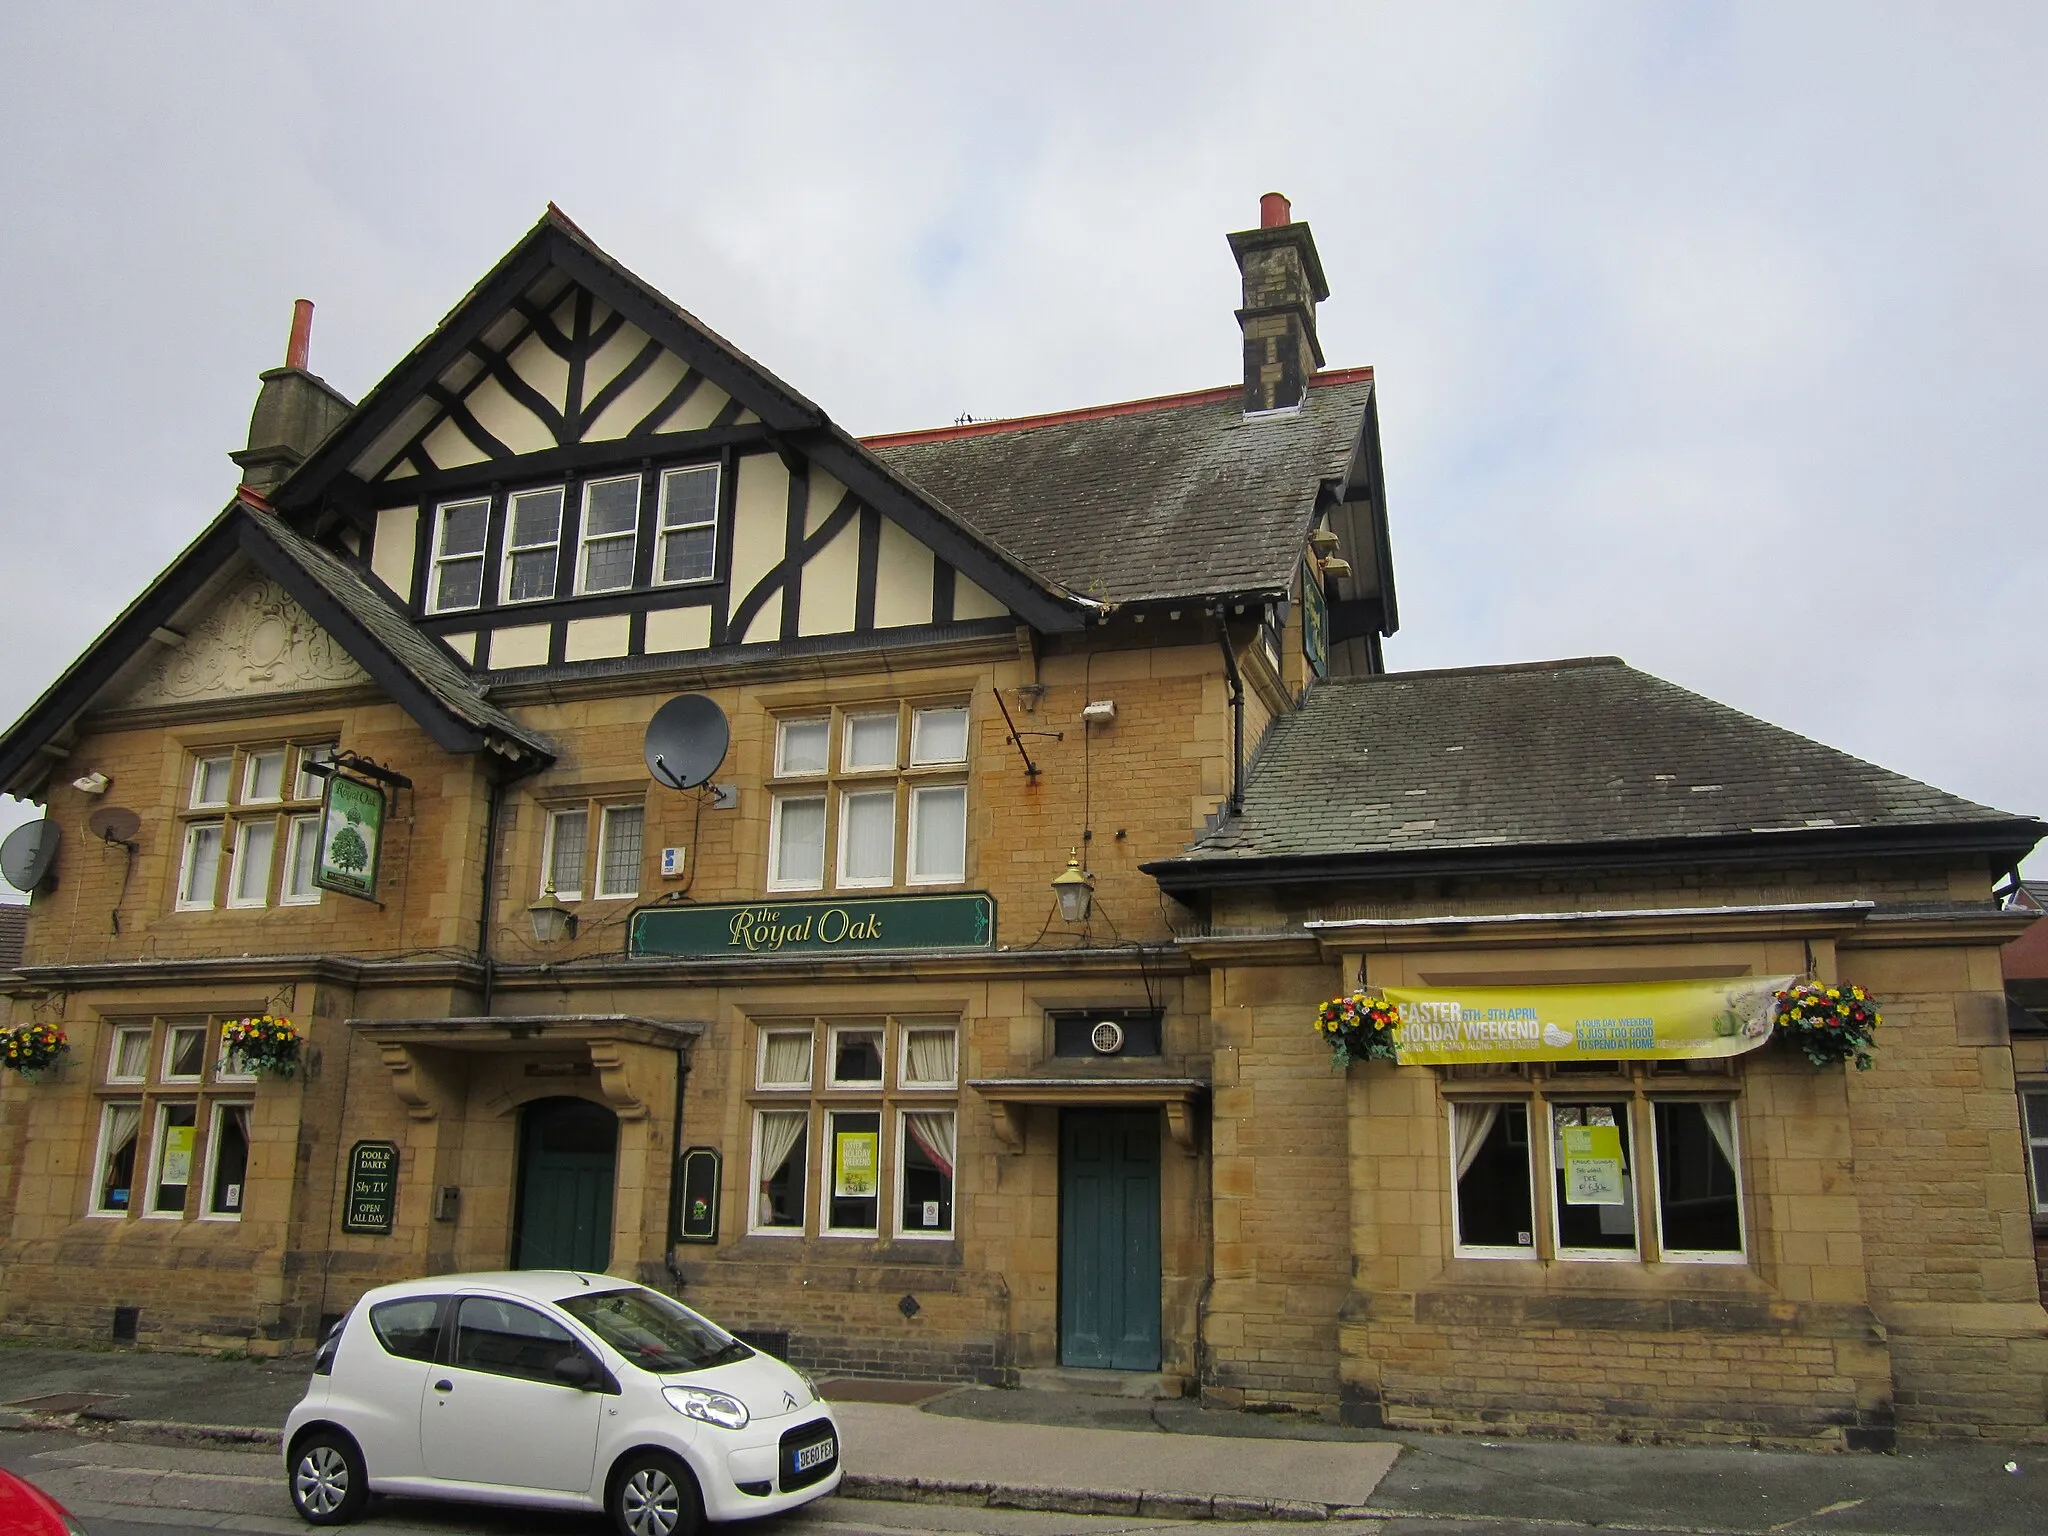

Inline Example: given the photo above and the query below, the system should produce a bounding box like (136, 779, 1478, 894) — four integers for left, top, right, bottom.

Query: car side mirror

(554, 1353, 596, 1388)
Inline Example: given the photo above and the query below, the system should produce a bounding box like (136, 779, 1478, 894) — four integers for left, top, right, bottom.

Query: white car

(283, 1272, 841, 1535)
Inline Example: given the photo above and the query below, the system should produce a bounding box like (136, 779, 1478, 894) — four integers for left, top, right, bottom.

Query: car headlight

(664, 1386, 750, 1430)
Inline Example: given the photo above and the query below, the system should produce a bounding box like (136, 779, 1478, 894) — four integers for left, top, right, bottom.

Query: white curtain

(1452, 1102, 1501, 1180)
(1699, 1100, 1738, 1175)
(762, 1032, 812, 1087)
(906, 1029, 956, 1086)
(755, 1112, 806, 1224)
(905, 1110, 956, 1178)
(840, 792, 895, 882)
(99, 1104, 140, 1206)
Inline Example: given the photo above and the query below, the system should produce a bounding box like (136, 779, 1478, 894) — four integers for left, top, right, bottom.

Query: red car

(0, 1466, 88, 1534)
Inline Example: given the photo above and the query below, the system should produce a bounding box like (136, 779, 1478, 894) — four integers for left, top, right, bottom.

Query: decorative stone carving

(114, 574, 367, 708)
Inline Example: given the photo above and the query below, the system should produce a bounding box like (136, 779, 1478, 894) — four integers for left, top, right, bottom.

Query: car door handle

(433, 1379, 453, 1392)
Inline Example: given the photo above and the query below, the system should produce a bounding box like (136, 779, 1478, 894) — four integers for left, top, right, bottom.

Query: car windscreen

(560, 1287, 754, 1374)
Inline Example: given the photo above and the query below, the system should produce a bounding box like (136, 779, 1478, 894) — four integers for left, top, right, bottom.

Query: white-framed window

(909, 706, 970, 766)
(897, 1109, 955, 1238)
(595, 805, 644, 899)
(241, 750, 286, 804)
(758, 1029, 815, 1090)
(577, 475, 641, 594)
(293, 745, 335, 801)
(1549, 1101, 1638, 1261)
(145, 1102, 199, 1218)
(1652, 1099, 1745, 1261)
(162, 1025, 207, 1084)
(824, 1109, 881, 1236)
(900, 1026, 958, 1090)
(1449, 1101, 1536, 1258)
(202, 1101, 253, 1220)
(428, 497, 490, 613)
(750, 1108, 809, 1234)
(500, 487, 565, 604)
(775, 718, 830, 777)
(656, 464, 719, 585)
(907, 784, 967, 885)
(828, 1025, 885, 1088)
(542, 808, 589, 901)
(108, 1026, 151, 1085)
(89, 1102, 142, 1216)
(177, 823, 224, 910)
(227, 820, 277, 909)
(190, 755, 233, 810)
(2026, 1090, 2048, 1216)
(216, 1021, 258, 1084)
(769, 795, 827, 891)
(842, 713, 899, 772)
(281, 815, 323, 906)
(836, 789, 896, 888)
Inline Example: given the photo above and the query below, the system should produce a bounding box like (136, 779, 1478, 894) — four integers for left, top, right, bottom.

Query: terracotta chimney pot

(286, 299, 314, 371)
(1259, 192, 1292, 229)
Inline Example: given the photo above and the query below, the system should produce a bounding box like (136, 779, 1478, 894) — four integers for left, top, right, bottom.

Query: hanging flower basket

(223, 1014, 302, 1079)
(1314, 992, 1402, 1068)
(1772, 981, 1880, 1071)
(0, 1023, 69, 1077)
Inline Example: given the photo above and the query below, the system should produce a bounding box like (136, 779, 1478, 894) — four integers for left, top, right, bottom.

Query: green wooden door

(513, 1097, 617, 1272)
(1059, 1109, 1162, 1370)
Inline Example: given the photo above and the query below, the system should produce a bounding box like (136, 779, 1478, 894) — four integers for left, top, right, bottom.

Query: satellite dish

(87, 807, 141, 847)
(0, 819, 59, 894)
(643, 694, 730, 791)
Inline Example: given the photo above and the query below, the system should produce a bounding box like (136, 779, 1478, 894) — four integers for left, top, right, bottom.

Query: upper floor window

(578, 476, 642, 595)
(539, 797, 646, 904)
(429, 498, 489, 614)
(2023, 1088, 2048, 1216)
(176, 741, 333, 913)
(657, 465, 719, 584)
(767, 705, 969, 893)
(501, 487, 565, 605)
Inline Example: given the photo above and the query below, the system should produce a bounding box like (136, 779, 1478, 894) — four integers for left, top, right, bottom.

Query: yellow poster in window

(833, 1131, 878, 1199)
(1382, 975, 1797, 1066)
(1561, 1124, 1625, 1205)
(161, 1125, 195, 1186)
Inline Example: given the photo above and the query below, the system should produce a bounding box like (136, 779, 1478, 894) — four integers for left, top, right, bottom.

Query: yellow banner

(1384, 975, 1795, 1066)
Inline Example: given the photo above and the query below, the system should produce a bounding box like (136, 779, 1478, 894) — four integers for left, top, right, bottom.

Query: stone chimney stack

(1228, 193, 1330, 414)
(230, 300, 355, 495)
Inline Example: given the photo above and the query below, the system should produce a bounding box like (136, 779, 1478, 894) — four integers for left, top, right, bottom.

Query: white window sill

(1452, 1246, 1539, 1261)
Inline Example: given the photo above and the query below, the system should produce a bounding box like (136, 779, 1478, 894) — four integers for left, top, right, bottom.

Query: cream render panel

(644, 606, 712, 655)
(420, 415, 489, 471)
(460, 373, 556, 456)
(806, 469, 849, 533)
(732, 453, 789, 643)
(874, 517, 935, 628)
(954, 574, 1007, 621)
(487, 624, 551, 670)
(582, 319, 648, 400)
(656, 381, 733, 434)
(584, 348, 691, 441)
(441, 631, 477, 664)
(372, 507, 419, 602)
(799, 520, 860, 636)
(507, 332, 571, 411)
(564, 613, 633, 662)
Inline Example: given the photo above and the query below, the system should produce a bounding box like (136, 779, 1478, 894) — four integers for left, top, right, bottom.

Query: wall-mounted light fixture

(71, 772, 110, 795)
(1051, 850, 1094, 923)
(1319, 555, 1352, 580)
(1309, 527, 1339, 558)
(527, 884, 577, 944)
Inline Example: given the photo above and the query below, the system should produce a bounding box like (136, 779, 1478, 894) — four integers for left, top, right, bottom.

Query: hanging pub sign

(1302, 559, 1328, 679)
(677, 1147, 721, 1244)
(630, 892, 994, 959)
(341, 1140, 400, 1234)
(315, 774, 386, 901)
(1382, 975, 1798, 1067)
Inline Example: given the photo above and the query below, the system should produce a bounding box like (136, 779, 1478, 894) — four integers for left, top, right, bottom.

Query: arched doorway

(512, 1096, 618, 1271)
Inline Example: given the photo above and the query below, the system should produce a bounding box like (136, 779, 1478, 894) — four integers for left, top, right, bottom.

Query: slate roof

(868, 372, 1375, 606)
(1149, 657, 2043, 879)
(0, 904, 24, 971)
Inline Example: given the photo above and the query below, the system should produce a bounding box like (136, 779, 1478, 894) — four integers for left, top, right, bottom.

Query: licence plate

(794, 1438, 835, 1473)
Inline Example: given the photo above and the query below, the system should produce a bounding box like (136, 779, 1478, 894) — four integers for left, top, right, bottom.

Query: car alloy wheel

(289, 1430, 367, 1526)
(611, 1451, 700, 1536)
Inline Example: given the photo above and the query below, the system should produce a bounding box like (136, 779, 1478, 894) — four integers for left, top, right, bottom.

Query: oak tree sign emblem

(316, 774, 385, 901)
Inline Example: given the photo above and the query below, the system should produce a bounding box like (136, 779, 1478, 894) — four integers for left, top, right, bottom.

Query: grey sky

(2, 3, 2044, 884)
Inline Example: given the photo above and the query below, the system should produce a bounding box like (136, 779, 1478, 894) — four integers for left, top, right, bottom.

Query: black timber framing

(357, 425, 770, 511)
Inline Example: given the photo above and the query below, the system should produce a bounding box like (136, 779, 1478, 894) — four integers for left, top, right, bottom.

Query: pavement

(0, 1341, 2040, 1534)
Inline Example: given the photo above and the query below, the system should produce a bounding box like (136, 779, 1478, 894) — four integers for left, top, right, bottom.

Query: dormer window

(501, 488, 565, 604)
(656, 465, 719, 585)
(428, 498, 489, 613)
(577, 476, 641, 595)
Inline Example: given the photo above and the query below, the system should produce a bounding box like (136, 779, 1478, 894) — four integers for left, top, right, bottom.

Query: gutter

(1212, 603, 1245, 815)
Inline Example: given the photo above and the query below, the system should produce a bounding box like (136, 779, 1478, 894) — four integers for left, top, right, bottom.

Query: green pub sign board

(341, 1140, 399, 1234)
(316, 775, 386, 901)
(1302, 560, 1329, 679)
(631, 892, 995, 959)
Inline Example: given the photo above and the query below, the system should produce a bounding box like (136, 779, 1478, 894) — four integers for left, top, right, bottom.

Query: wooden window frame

(575, 474, 642, 596)
(427, 496, 491, 615)
(541, 807, 590, 903)
(654, 463, 720, 587)
(1446, 1099, 1539, 1261)
(894, 1107, 956, 1241)
(199, 1100, 254, 1223)
(594, 804, 644, 900)
(176, 822, 225, 911)
(747, 1106, 811, 1238)
(498, 486, 567, 606)
(87, 1100, 143, 1218)
(226, 818, 278, 910)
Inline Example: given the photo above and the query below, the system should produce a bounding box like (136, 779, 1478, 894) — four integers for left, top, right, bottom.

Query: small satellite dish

(644, 694, 730, 791)
(87, 807, 141, 848)
(0, 819, 59, 894)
